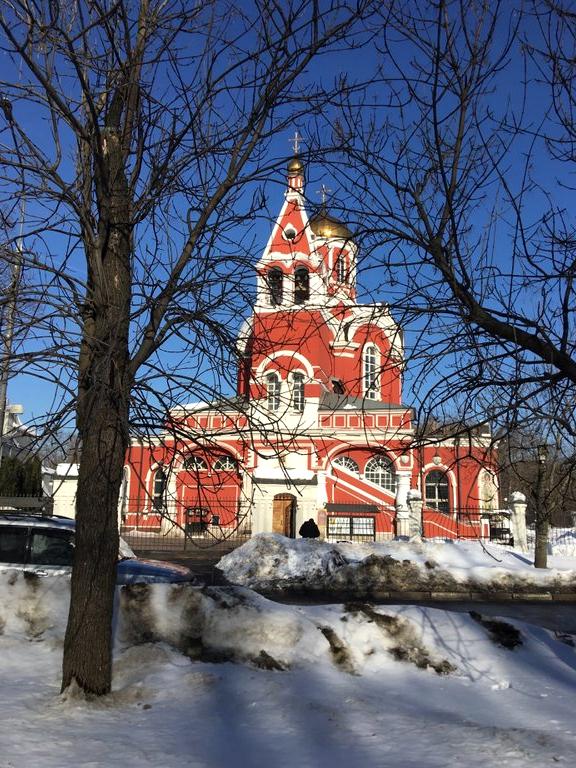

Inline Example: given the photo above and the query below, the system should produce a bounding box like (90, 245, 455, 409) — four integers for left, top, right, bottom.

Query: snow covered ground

(1, 536, 576, 768)
(218, 533, 576, 594)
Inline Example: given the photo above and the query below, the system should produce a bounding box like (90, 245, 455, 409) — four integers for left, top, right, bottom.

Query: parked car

(0, 513, 196, 584)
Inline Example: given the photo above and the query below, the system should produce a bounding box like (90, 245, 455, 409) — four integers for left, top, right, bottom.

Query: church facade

(124, 154, 498, 542)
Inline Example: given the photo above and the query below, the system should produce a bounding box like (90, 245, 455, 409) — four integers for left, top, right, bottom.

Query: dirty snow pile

(218, 533, 576, 593)
(1, 569, 576, 767)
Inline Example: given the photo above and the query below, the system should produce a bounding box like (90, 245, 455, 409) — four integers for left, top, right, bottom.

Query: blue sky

(2, 0, 572, 433)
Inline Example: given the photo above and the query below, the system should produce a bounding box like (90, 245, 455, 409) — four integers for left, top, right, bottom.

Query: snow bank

(217, 534, 347, 587)
(0, 570, 70, 641)
(2, 564, 576, 766)
(218, 533, 576, 593)
(118, 583, 327, 669)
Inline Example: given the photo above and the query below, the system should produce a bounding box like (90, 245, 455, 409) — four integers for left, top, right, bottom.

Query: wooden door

(272, 494, 295, 537)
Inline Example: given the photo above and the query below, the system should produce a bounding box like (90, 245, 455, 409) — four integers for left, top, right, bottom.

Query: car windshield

(118, 537, 136, 560)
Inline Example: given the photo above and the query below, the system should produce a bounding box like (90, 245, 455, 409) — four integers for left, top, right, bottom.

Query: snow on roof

(55, 462, 79, 477)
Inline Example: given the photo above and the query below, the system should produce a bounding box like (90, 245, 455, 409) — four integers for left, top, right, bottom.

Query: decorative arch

(324, 445, 402, 471)
(255, 350, 315, 380)
(422, 462, 458, 511)
(343, 312, 403, 362)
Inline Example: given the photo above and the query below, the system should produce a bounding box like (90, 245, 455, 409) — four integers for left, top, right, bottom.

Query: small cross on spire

(318, 183, 332, 204)
(290, 130, 302, 154)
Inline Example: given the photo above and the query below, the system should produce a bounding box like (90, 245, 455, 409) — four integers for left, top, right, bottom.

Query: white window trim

(363, 344, 380, 400)
(291, 371, 305, 412)
(266, 372, 281, 411)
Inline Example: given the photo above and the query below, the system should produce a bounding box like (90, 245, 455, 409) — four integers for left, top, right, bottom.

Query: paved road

(412, 601, 576, 633)
(261, 592, 576, 632)
(137, 548, 576, 633)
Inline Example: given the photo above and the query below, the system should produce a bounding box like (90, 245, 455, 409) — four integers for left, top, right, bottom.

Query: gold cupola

(308, 207, 352, 240)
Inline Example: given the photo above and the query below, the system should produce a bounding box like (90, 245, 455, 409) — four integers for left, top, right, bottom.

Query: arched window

(267, 268, 283, 306)
(152, 467, 166, 510)
(333, 455, 359, 473)
(267, 372, 281, 411)
(363, 344, 379, 400)
(292, 372, 305, 412)
(294, 267, 310, 304)
(336, 253, 347, 283)
(425, 470, 450, 514)
(365, 455, 396, 492)
(213, 455, 237, 472)
(183, 454, 207, 471)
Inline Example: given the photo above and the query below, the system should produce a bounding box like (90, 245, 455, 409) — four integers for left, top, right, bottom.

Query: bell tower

(238, 141, 403, 407)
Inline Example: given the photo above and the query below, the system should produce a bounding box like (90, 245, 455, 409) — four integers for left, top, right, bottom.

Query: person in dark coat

(299, 518, 320, 538)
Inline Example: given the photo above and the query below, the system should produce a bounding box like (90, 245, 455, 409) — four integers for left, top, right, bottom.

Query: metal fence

(120, 498, 251, 558)
(526, 525, 576, 556)
(422, 507, 489, 540)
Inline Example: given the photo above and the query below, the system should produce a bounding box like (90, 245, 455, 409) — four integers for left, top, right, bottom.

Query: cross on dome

(290, 130, 302, 154)
(318, 183, 332, 204)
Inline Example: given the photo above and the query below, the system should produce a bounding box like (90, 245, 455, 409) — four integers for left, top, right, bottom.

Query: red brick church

(124, 148, 498, 542)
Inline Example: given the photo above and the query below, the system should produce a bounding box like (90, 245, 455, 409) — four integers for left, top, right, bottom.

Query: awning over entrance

(326, 503, 379, 514)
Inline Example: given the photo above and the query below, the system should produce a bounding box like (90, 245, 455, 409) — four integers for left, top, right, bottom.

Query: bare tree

(0, 0, 373, 695)
(324, 0, 576, 557)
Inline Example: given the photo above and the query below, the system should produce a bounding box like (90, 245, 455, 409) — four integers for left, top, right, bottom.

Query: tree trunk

(62, 124, 132, 695)
(61, 395, 128, 694)
(534, 462, 549, 569)
(534, 513, 549, 569)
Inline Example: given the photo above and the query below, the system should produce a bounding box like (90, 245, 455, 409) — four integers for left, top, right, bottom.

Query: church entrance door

(272, 493, 296, 538)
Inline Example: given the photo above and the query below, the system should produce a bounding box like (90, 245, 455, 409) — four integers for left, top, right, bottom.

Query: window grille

(425, 470, 450, 514)
(327, 516, 375, 541)
(292, 372, 305, 411)
(183, 455, 207, 471)
(213, 455, 237, 471)
(333, 455, 359, 473)
(365, 455, 396, 492)
(267, 372, 281, 411)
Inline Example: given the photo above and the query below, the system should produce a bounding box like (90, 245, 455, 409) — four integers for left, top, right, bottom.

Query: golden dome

(287, 156, 305, 175)
(308, 209, 353, 240)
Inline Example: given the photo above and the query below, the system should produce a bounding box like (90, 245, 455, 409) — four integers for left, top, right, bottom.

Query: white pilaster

(395, 470, 412, 537)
